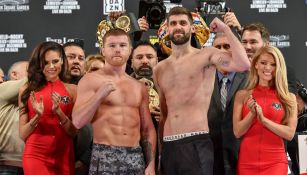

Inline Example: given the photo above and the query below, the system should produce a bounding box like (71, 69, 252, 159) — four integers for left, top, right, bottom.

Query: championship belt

(115, 15, 131, 32)
(96, 15, 132, 48)
(139, 78, 160, 112)
(97, 20, 113, 48)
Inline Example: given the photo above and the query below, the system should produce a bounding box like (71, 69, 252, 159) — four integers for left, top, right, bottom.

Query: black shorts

(89, 144, 145, 175)
(161, 134, 214, 175)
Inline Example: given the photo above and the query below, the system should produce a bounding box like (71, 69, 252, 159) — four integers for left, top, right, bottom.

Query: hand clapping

(247, 95, 256, 114)
(30, 91, 44, 116)
(255, 104, 265, 123)
(51, 92, 61, 114)
(247, 95, 265, 123)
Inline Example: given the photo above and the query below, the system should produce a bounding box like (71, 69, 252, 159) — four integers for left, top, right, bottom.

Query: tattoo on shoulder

(141, 138, 153, 166)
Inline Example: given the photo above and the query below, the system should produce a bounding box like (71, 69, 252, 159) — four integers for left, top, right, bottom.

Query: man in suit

(130, 40, 160, 128)
(130, 40, 160, 172)
(208, 32, 248, 175)
(63, 40, 92, 175)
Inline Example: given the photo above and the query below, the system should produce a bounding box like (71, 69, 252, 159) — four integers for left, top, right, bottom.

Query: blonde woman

(233, 45, 297, 175)
(84, 54, 105, 73)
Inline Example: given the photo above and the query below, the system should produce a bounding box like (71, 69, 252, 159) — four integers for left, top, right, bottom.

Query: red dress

(23, 80, 74, 175)
(238, 85, 288, 175)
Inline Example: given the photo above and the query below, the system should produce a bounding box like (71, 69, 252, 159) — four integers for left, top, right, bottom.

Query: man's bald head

(8, 61, 28, 80)
(0, 67, 4, 84)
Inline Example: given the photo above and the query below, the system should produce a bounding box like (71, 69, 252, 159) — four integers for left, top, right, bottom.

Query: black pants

(0, 165, 24, 175)
(161, 134, 214, 175)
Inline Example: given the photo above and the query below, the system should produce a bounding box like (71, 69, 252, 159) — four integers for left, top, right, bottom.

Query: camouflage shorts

(89, 144, 145, 175)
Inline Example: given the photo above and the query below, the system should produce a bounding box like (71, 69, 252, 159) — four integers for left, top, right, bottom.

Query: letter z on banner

(104, 0, 125, 15)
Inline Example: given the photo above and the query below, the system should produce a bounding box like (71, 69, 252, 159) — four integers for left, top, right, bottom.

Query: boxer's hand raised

(210, 17, 228, 33)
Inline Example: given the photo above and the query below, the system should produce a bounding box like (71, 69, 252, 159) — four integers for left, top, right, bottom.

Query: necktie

(220, 77, 228, 111)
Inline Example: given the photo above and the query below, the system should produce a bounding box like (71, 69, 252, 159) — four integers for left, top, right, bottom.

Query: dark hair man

(153, 7, 250, 175)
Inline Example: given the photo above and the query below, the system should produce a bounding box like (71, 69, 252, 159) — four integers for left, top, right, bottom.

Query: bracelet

(59, 117, 68, 125)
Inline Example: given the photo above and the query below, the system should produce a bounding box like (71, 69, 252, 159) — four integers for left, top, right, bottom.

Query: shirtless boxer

(153, 7, 250, 175)
(72, 28, 156, 175)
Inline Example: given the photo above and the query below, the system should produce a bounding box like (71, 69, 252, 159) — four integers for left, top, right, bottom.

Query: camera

(138, 0, 166, 29)
(297, 80, 307, 104)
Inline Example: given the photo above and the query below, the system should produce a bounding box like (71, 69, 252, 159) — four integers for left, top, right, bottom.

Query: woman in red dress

(233, 45, 297, 175)
(19, 41, 77, 175)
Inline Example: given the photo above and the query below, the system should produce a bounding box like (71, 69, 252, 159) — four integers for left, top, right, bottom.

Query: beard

(135, 65, 153, 78)
(170, 29, 190, 45)
(69, 75, 82, 85)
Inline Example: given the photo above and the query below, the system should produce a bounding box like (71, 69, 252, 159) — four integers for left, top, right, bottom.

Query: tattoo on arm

(139, 95, 154, 166)
(141, 138, 154, 166)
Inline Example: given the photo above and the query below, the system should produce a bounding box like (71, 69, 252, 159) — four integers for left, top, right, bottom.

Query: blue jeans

(0, 165, 24, 175)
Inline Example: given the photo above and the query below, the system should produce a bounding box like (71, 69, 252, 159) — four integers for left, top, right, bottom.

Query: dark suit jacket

(208, 71, 248, 175)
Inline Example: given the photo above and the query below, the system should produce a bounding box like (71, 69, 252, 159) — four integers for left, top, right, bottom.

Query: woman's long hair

(246, 45, 296, 124)
(20, 41, 69, 114)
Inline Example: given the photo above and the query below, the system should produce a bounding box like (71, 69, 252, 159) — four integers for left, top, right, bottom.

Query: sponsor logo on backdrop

(44, 0, 80, 14)
(0, 34, 27, 52)
(0, 0, 29, 12)
(269, 34, 290, 48)
(202, 34, 291, 49)
(104, 0, 125, 15)
(250, 0, 287, 13)
(163, 0, 182, 13)
(46, 37, 77, 45)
